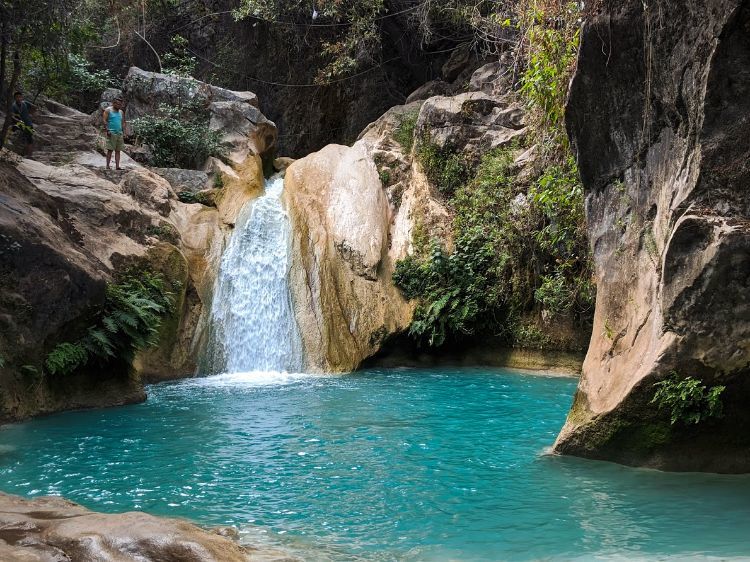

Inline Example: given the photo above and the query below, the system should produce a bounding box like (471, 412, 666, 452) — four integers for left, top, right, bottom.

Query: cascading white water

(203, 175, 304, 373)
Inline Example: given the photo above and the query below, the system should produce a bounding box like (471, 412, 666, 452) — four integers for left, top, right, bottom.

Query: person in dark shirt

(11, 91, 34, 157)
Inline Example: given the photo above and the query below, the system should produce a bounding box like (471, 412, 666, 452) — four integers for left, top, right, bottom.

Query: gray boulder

(122, 67, 258, 120)
(154, 167, 210, 194)
(415, 91, 525, 158)
(121, 68, 276, 170)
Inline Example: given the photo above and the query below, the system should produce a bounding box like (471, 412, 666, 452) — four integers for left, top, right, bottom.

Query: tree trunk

(0, 49, 21, 151)
(0, 24, 7, 102)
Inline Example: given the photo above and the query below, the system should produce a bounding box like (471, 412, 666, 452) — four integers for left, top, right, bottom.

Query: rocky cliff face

(554, 0, 750, 472)
(0, 73, 273, 421)
(283, 58, 589, 372)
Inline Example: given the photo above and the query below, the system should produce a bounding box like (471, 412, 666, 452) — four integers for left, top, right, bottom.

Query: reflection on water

(0, 368, 749, 561)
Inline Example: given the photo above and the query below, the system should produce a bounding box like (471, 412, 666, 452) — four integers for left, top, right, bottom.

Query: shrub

(44, 272, 174, 376)
(131, 105, 224, 169)
(162, 35, 198, 77)
(394, 237, 501, 347)
(651, 373, 726, 425)
(393, 110, 419, 153)
(416, 139, 470, 196)
(394, 146, 593, 347)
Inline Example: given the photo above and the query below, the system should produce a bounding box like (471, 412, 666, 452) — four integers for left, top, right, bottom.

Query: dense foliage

(651, 374, 726, 425)
(233, 0, 520, 83)
(44, 272, 174, 376)
(416, 139, 470, 196)
(395, 145, 592, 347)
(393, 1, 592, 349)
(131, 103, 224, 169)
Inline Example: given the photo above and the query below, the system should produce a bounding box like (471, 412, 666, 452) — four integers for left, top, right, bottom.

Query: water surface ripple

(1, 368, 749, 561)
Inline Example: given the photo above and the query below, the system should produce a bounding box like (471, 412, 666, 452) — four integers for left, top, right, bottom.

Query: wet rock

(554, 0, 750, 472)
(284, 142, 413, 372)
(0, 492, 297, 562)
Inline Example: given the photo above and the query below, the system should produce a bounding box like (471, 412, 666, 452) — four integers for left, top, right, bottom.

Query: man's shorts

(107, 133, 124, 151)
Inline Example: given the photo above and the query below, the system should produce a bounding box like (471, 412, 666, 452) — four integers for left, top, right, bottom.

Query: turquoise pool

(1, 368, 749, 561)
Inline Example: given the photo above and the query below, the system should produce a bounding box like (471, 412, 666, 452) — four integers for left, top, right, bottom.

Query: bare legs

(106, 150, 122, 170)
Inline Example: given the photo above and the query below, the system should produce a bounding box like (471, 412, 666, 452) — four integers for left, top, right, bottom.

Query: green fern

(45, 342, 89, 376)
(44, 271, 174, 376)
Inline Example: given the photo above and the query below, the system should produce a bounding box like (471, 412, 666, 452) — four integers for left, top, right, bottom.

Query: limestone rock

(0, 96, 257, 417)
(405, 80, 453, 104)
(441, 43, 473, 82)
(468, 58, 512, 96)
(213, 155, 265, 228)
(0, 160, 147, 421)
(284, 143, 413, 372)
(415, 92, 526, 160)
(98, 87, 123, 111)
(154, 167, 210, 194)
(554, 0, 750, 472)
(0, 492, 297, 562)
(208, 100, 278, 169)
(122, 67, 276, 170)
(122, 67, 258, 120)
(120, 168, 174, 216)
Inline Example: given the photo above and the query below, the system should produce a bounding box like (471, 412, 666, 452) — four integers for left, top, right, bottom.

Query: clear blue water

(1, 368, 750, 561)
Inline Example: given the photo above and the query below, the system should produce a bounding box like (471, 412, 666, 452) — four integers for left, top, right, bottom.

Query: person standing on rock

(11, 91, 34, 157)
(102, 97, 126, 170)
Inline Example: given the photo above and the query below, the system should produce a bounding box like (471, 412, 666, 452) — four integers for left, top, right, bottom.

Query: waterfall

(203, 175, 304, 373)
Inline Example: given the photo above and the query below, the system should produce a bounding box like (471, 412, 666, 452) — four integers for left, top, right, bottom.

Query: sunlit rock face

(0, 492, 293, 561)
(283, 142, 414, 372)
(554, 0, 750, 472)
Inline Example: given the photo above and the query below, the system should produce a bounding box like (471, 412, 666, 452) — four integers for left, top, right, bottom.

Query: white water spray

(203, 176, 304, 373)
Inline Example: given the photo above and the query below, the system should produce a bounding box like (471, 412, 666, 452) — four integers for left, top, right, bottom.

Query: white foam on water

(185, 370, 325, 388)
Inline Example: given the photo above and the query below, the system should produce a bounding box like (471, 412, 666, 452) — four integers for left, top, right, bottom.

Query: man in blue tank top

(102, 97, 126, 169)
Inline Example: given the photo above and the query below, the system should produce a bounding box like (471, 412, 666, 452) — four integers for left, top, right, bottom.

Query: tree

(0, 0, 77, 149)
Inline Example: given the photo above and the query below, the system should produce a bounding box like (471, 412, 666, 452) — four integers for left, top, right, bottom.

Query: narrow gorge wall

(554, 0, 750, 472)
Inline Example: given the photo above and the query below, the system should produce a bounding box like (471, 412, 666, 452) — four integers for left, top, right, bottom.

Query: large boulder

(122, 67, 259, 119)
(0, 492, 295, 561)
(122, 67, 277, 170)
(0, 158, 148, 420)
(554, 0, 750, 472)
(415, 92, 526, 160)
(284, 142, 414, 372)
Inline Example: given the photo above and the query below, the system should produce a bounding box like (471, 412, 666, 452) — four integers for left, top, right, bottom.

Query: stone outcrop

(0, 492, 296, 561)
(554, 0, 750, 472)
(123, 67, 259, 119)
(0, 76, 272, 417)
(415, 91, 526, 161)
(282, 49, 592, 372)
(283, 142, 414, 372)
(122, 68, 277, 171)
